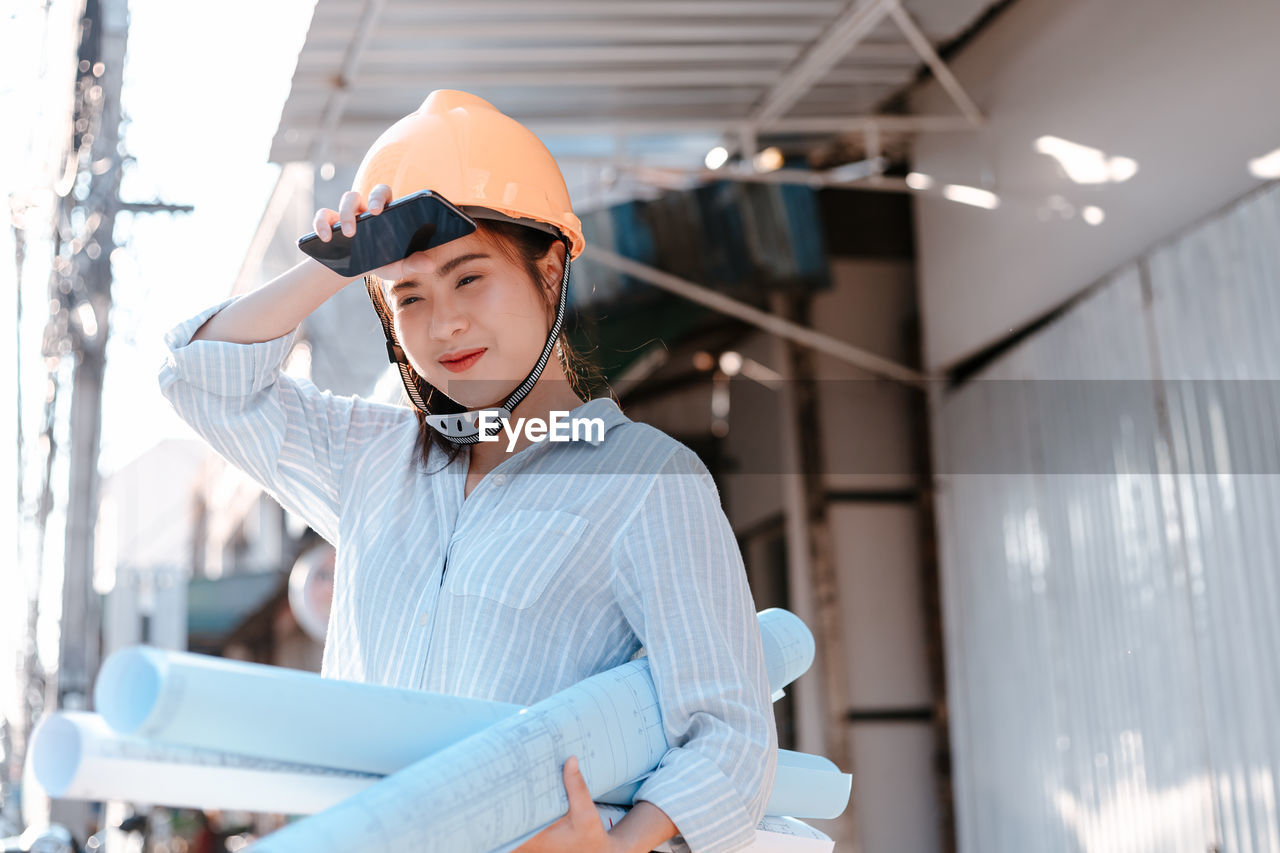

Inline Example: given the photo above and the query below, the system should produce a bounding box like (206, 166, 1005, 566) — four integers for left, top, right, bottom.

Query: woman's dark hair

(370, 219, 604, 473)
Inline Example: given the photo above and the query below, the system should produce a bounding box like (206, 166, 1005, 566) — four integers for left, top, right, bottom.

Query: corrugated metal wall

(932, 181, 1280, 852)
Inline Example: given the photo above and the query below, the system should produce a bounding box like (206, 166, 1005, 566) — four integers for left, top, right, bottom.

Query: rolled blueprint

(96, 608, 814, 776)
(31, 708, 846, 822)
(28, 712, 379, 814)
(600, 749, 849, 821)
(247, 658, 699, 852)
(95, 646, 522, 775)
(87, 607, 844, 850)
(591, 806, 833, 853)
(757, 608, 816, 702)
(28, 712, 831, 850)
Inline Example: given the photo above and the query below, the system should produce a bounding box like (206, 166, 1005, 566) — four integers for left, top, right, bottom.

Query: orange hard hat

(352, 90, 584, 259)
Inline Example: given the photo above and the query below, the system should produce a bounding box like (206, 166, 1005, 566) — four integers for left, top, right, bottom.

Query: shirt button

(492, 473, 507, 486)
(418, 613, 428, 627)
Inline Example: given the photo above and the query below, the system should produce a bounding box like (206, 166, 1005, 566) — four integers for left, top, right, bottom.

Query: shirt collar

(569, 396, 629, 447)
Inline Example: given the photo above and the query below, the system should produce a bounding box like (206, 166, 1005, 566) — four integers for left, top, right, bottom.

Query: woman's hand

(310, 184, 414, 280)
(196, 186, 395, 342)
(512, 756, 623, 853)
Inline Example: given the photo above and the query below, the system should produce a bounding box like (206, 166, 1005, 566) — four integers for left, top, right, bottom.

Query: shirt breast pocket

(446, 509, 590, 610)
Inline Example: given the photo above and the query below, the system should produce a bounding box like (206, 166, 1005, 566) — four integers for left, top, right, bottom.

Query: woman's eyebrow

(438, 252, 490, 276)
(389, 252, 492, 296)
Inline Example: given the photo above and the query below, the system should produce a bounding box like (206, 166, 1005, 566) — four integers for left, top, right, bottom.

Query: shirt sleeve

(609, 446, 779, 853)
(157, 297, 358, 546)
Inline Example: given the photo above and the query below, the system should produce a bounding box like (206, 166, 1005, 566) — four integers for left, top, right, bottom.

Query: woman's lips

(439, 348, 486, 373)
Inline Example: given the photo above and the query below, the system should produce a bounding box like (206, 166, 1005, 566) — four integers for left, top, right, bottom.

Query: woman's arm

(608, 446, 779, 853)
(192, 184, 399, 344)
(191, 256, 351, 344)
(609, 801, 679, 853)
(160, 186, 410, 545)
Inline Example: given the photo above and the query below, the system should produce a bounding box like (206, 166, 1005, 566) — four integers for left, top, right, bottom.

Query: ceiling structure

(269, 0, 999, 210)
(267, 0, 1006, 386)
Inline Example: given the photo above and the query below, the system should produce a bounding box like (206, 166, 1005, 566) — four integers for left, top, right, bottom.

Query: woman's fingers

(314, 185, 390, 244)
(563, 756, 593, 819)
(508, 758, 603, 852)
(312, 209, 339, 242)
(337, 190, 368, 236)
(368, 184, 392, 214)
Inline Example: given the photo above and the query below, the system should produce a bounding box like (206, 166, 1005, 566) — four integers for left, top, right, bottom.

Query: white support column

(863, 124, 884, 187)
(769, 291, 860, 851)
(738, 126, 759, 163)
(772, 332, 828, 762)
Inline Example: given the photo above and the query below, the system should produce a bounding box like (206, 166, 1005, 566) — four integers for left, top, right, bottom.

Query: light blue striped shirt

(158, 297, 778, 852)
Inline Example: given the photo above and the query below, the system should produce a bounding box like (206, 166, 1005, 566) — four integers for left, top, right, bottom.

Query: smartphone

(297, 190, 477, 278)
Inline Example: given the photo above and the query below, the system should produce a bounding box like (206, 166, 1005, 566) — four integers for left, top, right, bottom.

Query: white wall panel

(1144, 183, 1280, 853)
(930, 182, 1280, 852)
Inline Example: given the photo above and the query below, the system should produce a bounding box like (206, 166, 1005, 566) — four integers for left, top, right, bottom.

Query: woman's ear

(539, 243, 567, 306)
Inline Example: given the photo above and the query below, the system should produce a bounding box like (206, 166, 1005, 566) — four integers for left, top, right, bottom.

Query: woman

(159, 90, 777, 853)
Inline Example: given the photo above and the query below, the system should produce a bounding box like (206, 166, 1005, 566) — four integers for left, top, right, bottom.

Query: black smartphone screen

(297, 190, 478, 278)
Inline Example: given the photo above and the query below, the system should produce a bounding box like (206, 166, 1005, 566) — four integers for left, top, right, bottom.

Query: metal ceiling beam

(749, 0, 895, 126)
(300, 113, 976, 140)
(367, 1, 848, 17)
(270, 110, 975, 162)
(296, 42, 921, 68)
(580, 247, 930, 388)
(278, 95, 772, 122)
(278, 84, 898, 115)
(305, 21, 829, 41)
(298, 68, 912, 90)
(299, 44, 806, 67)
(885, 0, 983, 126)
(616, 157, 891, 190)
(308, 0, 387, 164)
(622, 112, 972, 131)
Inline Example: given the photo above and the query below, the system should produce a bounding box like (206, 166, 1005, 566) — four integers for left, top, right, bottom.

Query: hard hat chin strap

(365, 240, 572, 447)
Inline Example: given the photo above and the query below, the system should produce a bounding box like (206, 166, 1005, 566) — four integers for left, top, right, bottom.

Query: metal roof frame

(269, 0, 999, 388)
(273, 0, 991, 179)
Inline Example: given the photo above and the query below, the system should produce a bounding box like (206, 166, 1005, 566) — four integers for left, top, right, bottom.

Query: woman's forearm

(607, 800, 679, 853)
(190, 258, 353, 344)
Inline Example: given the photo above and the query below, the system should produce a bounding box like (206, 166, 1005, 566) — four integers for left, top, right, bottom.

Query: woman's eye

(457, 275, 479, 288)
(397, 296, 419, 308)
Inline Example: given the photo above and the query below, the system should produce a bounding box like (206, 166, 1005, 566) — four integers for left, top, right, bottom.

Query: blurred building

(97, 438, 204, 658)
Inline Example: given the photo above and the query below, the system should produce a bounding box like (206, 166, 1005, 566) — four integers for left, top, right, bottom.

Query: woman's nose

(429, 290, 469, 340)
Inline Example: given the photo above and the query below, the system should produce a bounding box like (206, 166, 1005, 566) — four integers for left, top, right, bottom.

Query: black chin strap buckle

(386, 340, 405, 364)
